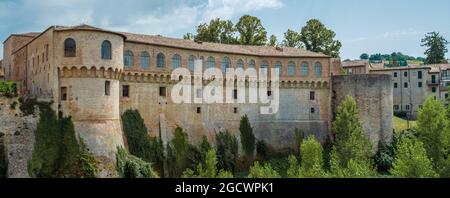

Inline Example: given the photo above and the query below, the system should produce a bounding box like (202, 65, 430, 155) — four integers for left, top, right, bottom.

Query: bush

(216, 130, 239, 173)
(166, 127, 198, 177)
(256, 140, 268, 159)
(182, 149, 233, 178)
(121, 109, 164, 174)
(116, 147, 159, 178)
(0, 143, 7, 178)
(0, 81, 17, 98)
(374, 141, 396, 174)
(10, 101, 17, 110)
(247, 161, 281, 178)
(394, 111, 407, 118)
(28, 103, 98, 178)
(239, 115, 255, 158)
(19, 97, 37, 116)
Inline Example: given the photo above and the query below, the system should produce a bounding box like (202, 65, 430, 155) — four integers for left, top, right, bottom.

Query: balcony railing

(441, 76, 450, 81)
(427, 80, 439, 85)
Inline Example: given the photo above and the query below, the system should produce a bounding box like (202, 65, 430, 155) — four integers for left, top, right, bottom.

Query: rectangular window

(418, 82, 422, 87)
(445, 93, 449, 99)
(310, 91, 315, 100)
(404, 82, 408, 88)
(405, 105, 410, 110)
(122, 85, 129, 97)
(432, 87, 436, 93)
(432, 75, 436, 83)
(404, 71, 408, 77)
(233, 107, 238, 114)
(418, 71, 422, 79)
(310, 107, 315, 114)
(45, 44, 49, 61)
(267, 90, 272, 97)
(159, 87, 166, 97)
(233, 89, 238, 99)
(61, 87, 67, 101)
(394, 83, 398, 88)
(105, 81, 111, 96)
(196, 88, 202, 98)
(196, 107, 201, 114)
(393, 72, 398, 77)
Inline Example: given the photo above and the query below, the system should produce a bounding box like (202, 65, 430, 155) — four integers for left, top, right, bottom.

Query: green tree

(282, 29, 301, 48)
(389, 135, 438, 178)
(416, 97, 450, 175)
(240, 115, 255, 157)
(330, 96, 376, 178)
(360, 53, 369, 60)
(192, 18, 237, 44)
(236, 15, 267, 45)
(247, 161, 281, 178)
(299, 19, 342, 57)
(268, 34, 278, 47)
(216, 130, 239, 172)
(182, 149, 233, 178)
(183, 33, 194, 40)
(421, 32, 449, 64)
(298, 136, 327, 178)
(116, 147, 159, 178)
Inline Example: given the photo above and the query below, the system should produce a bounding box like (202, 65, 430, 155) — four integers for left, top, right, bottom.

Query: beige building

(2, 25, 392, 164)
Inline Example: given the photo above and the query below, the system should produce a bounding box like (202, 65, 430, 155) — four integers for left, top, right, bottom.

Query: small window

(445, 93, 449, 99)
(314, 62, 322, 77)
(123, 85, 130, 97)
(207, 56, 215, 68)
(418, 82, 422, 87)
(237, 59, 244, 69)
(61, 87, 67, 101)
(405, 105, 410, 110)
(124, 50, 134, 67)
(157, 53, 165, 68)
(188, 55, 196, 71)
(393, 72, 398, 77)
(310, 91, 315, 100)
(159, 87, 166, 97)
(310, 107, 315, 114)
(101, 40, 112, 59)
(404, 82, 408, 88)
(172, 54, 182, 69)
(418, 71, 423, 79)
(267, 90, 272, 97)
(233, 89, 238, 99)
(233, 107, 238, 114)
(394, 105, 399, 110)
(404, 71, 408, 77)
(64, 38, 76, 57)
(432, 87, 436, 93)
(105, 81, 111, 96)
(197, 107, 201, 114)
(394, 83, 398, 88)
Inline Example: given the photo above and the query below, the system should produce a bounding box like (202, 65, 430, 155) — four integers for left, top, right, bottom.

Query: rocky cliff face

(0, 97, 38, 178)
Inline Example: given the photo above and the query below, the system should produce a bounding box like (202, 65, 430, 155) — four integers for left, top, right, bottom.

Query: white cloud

(201, 0, 283, 22)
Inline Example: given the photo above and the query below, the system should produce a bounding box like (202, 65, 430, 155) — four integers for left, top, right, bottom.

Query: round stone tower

(54, 27, 125, 163)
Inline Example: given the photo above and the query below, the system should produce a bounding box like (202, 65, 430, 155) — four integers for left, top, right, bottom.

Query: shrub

(0, 143, 7, 178)
(0, 81, 17, 97)
(216, 130, 239, 172)
(374, 141, 396, 174)
(247, 161, 281, 178)
(10, 101, 17, 110)
(19, 97, 37, 116)
(121, 109, 164, 174)
(239, 115, 255, 157)
(166, 127, 198, 177)
(256, 140, 268, 159)
(116, 147, 159, 178)
(182, 149, 233, 178)
(28, 103, 98, 178)
(294, 128, 304, 152)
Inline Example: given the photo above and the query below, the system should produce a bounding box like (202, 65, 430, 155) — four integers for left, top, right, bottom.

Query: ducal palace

(1, 25, 393, 161)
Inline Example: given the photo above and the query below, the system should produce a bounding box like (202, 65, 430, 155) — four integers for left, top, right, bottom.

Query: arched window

(314, 62, 322, 77)
(188, 55, 196, 71)
(237, 59, 244, 69)
(274, 61, 282, 75)
(101, 40, 112, 59)
(288, 61, 296, 76)
(124, 50, 134, 67)
(249, 59, 256, 68)
(157, 53, 165, 68)
(64, 38, 76, 57)
(140, 51, 150, 69)
(172, 54, 181, 69)
(301, 62, 309, 77)
(221, 57, 231, 72)
(207, 56, 215, 68)
(260, 60, 269, 74)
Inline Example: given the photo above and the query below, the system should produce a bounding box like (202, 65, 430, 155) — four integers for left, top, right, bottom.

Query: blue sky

(1, 0, 449, 60)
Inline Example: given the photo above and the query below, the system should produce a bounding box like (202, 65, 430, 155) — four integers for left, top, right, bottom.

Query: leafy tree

(298, 136, 327, 178)
(216, 130, 239, 172)
(294, 128, 304, 153)
(116, 147, 159, 178)
(191, 18, 237, 44)
(360, 53, 369, 60)
(286, 155, 300, 178)
(389, 135, 438, 178)
(247, 161, 281, 178)
(416, 97, 450, 175)
(268, 34, 278, 47)
(240, 115, 255, 157)
(373, 141, 396, 173)
(282, 29, 301, 48)
(299, 19, 342, 57)
(330, 96, 376, 178)
(236, 15, 267, 45)
(256, 140, 268, 159)
(166, 127, 195, 177)
(421, 32, 449, 64)
(183, 33, 194, 40)
(182, 149, 233, 178)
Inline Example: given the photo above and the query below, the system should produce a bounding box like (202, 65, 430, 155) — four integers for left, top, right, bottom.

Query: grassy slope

(393, 116, 417, 132)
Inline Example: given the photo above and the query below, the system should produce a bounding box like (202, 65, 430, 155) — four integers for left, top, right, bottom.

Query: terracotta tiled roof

(341, 60, 369, 67)
(369, 64, 450, 72)
(121, 32, 329, 58)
